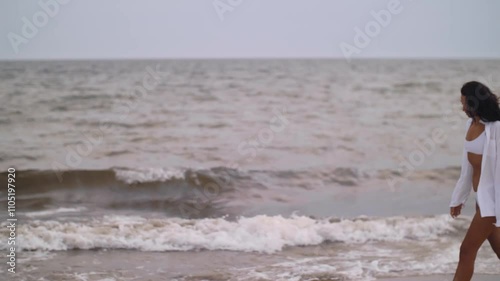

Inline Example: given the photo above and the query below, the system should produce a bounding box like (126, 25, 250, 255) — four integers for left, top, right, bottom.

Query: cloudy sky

(0, 0, 499, 60)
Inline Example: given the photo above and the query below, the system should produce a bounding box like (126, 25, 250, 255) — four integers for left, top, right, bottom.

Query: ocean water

(0, 59, 500, 281)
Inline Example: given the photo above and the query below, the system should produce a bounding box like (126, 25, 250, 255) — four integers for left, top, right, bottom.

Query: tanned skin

(451, 95, 500, 281)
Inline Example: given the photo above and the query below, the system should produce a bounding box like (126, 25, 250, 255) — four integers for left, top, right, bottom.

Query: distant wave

(0, 214, 468, 252)
(0, 165, 440, 190)
(22, 207, 87, 218)
(0, 167, 240, 218)
(0, 166, 235, 191)
(0, 166, 461, 218)
(0, 166, 378, 198)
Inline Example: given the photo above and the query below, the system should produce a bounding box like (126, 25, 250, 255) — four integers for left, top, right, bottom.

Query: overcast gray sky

(1, 0, 499, 60)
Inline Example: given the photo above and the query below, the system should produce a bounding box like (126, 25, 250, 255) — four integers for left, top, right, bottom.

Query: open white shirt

(450, 117, 500, 227)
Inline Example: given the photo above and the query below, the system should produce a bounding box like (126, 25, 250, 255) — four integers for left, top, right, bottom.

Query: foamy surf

(1, 214, 468, 252)
(22, 207, 87, 218)
(114, 167, 187, 184)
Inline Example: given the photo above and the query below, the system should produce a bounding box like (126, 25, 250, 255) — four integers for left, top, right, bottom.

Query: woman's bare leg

(487, 225, 500, 259)
(453, 203, 496, 281)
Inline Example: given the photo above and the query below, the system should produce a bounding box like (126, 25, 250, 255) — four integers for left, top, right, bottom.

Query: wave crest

(1, 214, 468, 253)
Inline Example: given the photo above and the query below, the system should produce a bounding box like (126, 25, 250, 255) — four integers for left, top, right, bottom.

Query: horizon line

(1, 56, 500, 62)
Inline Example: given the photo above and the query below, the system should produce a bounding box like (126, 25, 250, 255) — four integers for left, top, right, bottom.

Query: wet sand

(15, 246, 500, 281)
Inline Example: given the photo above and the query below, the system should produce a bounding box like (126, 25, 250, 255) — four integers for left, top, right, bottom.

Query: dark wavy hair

(461, 81, 500, 122)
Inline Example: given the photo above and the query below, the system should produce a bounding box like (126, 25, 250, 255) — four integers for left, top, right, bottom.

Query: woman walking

(450, 81, 500, 281)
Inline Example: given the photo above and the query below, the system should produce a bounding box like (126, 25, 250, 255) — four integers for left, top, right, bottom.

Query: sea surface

(0, 59, 500, 281)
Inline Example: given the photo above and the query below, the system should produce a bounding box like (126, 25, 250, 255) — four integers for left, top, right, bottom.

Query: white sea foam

(0, 214, 468, 253)
(233, 246, 500, 281)
(114, 167, 186, 184)
(22, 207, 87, 218)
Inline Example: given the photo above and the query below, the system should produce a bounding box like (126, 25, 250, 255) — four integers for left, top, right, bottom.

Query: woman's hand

(450, 204, 463, 218)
